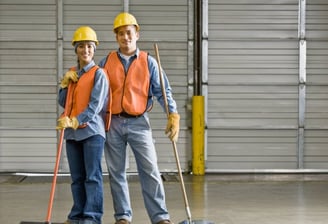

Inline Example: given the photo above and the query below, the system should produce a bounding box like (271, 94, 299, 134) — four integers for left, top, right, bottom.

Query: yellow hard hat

(113, 12, 140, 33)
(72, 26, 99, 46)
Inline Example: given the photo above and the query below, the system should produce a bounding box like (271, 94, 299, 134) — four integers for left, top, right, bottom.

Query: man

(99, 12, 180, 224)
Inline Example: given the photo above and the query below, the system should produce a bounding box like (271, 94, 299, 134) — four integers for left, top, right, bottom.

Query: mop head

(20, 222, 64, 224)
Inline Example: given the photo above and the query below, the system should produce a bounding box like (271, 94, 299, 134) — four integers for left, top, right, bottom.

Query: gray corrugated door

(0, 0, 190, 173)
(304, 0, 328, 169)
(0, 0, 58, 172)
(60, 0, 124, 173)
(125, 0, 190, 172)
(62, 0, 190, 172)
(207, 0, 300, 170)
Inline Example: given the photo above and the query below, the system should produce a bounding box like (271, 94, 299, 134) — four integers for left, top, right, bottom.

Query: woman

(57, 26, 109, 224)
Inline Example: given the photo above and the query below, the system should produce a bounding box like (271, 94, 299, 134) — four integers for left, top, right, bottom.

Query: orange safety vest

(64, 65, 99, 129)
(103, 51, 150, 115)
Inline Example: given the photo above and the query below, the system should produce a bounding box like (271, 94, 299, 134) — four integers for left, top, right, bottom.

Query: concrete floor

(1, 173, 328, 224)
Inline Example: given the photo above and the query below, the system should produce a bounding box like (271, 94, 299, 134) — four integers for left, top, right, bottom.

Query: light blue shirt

(98, 48, 178, 114)
(58, 60, 109, 140)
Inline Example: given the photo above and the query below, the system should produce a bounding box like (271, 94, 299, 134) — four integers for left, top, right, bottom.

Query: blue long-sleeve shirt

(98, 48, 178, 114)
(58, 61, 109, 141)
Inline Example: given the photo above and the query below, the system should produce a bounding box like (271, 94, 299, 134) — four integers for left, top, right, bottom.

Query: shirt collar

(117, 48, 139, 59)
(77, 60, 96, 74)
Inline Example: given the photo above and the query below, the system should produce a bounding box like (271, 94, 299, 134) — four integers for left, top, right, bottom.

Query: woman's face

(76, 41, 95, 67)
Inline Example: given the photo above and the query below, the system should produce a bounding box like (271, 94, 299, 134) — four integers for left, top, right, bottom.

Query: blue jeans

(66, 135, 105, 224)
(104, 113, 170, 224)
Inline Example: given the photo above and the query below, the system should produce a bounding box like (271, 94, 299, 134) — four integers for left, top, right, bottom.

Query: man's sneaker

(115, 219, 130, 224)
(157, 220, 174, 224)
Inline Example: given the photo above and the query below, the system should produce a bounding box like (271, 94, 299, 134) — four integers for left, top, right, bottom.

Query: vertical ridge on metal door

(298, 0, 306, 169)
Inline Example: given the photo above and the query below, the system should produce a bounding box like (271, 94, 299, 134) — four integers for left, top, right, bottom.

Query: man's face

(115, 25, 139, 55)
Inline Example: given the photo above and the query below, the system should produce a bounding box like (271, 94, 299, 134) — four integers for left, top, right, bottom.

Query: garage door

(207, 0, 300, 170)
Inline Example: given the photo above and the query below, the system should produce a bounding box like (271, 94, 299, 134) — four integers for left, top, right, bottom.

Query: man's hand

(56, 116, 79, 130)
(165, 112, 180, 142)
(60, 71, 78, 88)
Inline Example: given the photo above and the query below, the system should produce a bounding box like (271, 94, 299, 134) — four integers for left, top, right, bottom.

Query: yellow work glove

(165, 112, 180, 142)
(56, 116, 79, 130)
(60, 71, 78, 88)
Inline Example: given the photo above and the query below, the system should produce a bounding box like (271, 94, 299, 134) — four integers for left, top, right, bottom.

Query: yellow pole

(192, 96, 205, 175)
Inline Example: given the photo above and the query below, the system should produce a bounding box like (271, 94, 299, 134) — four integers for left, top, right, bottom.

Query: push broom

(20, 81, 75, 224)
(20, 130, 65, 224)
(154, 44, 214, 224)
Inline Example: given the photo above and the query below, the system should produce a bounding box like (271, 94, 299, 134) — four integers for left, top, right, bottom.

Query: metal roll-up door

(207, 0, 300, 170)
(0, 0, 58, 172)
(62, 0, 190, 172)
(304, 0, 328, 169)
(128, 0, 190, 172)
(61, 0, 123, 172)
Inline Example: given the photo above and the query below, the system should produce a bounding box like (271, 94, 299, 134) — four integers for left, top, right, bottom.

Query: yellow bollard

(192, 96, 205, 175)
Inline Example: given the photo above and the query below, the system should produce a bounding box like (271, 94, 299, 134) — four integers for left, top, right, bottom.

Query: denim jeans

(66, 135, 105, 224)
(104, 113, 170, 224)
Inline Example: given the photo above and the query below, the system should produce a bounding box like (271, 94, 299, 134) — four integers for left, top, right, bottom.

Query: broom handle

(154, 44, 192, 222)
(45, 83, 73, 222)
(45, 129, 64, 222)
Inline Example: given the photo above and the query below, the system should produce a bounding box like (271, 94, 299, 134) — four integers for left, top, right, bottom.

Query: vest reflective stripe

(104, 51, 150, 115)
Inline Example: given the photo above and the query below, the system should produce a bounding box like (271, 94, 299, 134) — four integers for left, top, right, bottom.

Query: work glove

(165, 112, 180, 142)
(60, 71, 78, 88)
(56, 116, 79, 130)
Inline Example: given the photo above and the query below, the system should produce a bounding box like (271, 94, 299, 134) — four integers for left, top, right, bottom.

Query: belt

(114, 112, 142, 118)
